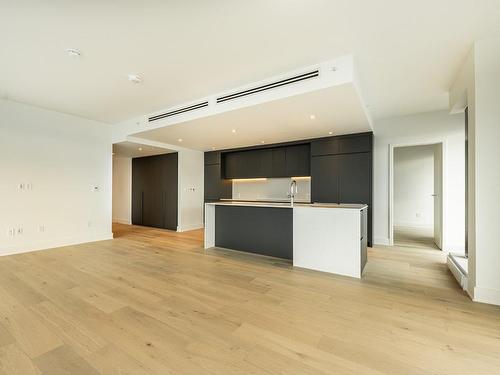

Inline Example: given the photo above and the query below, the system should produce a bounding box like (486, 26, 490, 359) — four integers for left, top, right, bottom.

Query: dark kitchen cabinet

(223, 144, 310, 179)
(204, 163, 232, 200)
(271, 148, 287, 178)
(204, 151, 231, 201)
(285, 144, 310, 177)
(311, 153, 371, 203)
(311, 154, 341, 203)
(311, 151, 372, 246)
(338, 153, 371, 204)
(311, 132, 372, 156)
(223, 149, 272, 179)
(132, 153, 178, 230)
(204, 151, 221, 165)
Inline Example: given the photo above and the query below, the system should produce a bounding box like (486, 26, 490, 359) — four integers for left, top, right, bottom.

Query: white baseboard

(0, 232, 114, 257)
(374, 237, 390, 246)
(394, 223, 434, 229)
(112, 218, 132, 225)
(474, 287, 500, 306)
(177, 223, 204, 232)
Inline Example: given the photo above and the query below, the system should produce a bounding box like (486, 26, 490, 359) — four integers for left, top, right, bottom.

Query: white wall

(373, 110, 465, 253)
(0, 99, 113, 255)
(232, 178, 311, 202)
(177, 149, 204, 232)
(112, 156, 131, 224)
(450, 36, 500, 305)
(393, 145, 435, 228)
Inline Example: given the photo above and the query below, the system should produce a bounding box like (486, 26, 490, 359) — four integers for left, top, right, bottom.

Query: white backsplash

(232, 178, 311, 202)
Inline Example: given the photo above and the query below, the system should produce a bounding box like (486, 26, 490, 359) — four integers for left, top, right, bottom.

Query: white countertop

(205, 201, 368, 210)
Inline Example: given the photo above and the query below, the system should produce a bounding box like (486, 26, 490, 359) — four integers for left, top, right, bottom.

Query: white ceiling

(1, 1, 499, 124)
(113, 141, 173, 158)
(134, 84, 371, 151)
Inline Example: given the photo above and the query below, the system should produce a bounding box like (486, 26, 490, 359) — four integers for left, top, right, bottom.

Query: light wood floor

(0, 224, 499, 374)
(394, 226, 439, 249)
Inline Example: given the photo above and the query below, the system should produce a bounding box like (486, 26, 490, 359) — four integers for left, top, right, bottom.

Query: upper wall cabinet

(223, 144, 310, 179)
(204, 151, 221, 165)
(311, 133, 372, 156)
(285, 144, 310, 177)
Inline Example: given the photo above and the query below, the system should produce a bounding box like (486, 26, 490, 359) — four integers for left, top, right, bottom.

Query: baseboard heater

(447, 254, 468, 291)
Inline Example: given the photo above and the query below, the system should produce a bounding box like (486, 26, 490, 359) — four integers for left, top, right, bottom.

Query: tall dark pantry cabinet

(132, 153, 178, 230)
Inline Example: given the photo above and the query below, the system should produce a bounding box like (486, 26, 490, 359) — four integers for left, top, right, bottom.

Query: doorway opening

(390, 142, 444, 251)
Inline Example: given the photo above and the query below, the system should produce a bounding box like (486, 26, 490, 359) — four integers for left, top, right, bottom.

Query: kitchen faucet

(288, 179, 298, 206)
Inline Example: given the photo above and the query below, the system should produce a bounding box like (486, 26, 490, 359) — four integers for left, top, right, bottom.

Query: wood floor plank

(0, 344, 41, 375)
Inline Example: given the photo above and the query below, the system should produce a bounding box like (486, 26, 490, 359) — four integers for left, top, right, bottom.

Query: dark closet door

(132, 153, 178, 230)
(311, 155, 341, 203)
(159, 153, 178, 230)
(131, 157, 145, 225)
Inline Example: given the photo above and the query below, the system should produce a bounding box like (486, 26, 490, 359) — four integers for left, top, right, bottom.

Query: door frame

(388, 139, 447, 250)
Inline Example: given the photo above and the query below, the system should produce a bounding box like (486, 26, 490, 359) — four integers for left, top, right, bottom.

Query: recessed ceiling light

(128, 74, 142, 83)
(178, 138, 183, 142)
(138, 147, 143, 151)
(328, 131, 333, 135)
(212, 147, 216, 150)
(309, 114, 316, 120)
(261, 141, 265, 144)
(66, 48, 81, 58)
(232, 129, 236, 133)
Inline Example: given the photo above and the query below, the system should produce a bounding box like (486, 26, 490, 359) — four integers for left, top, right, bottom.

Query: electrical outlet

(7, 228, 15, 237)
(87, 221, 92, 227)
(18, 183, 25, 190)
(38, 225, 45, 233)
(16, 228, 23, 235)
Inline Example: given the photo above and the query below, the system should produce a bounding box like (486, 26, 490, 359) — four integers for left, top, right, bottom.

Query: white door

(433, 143, 443, 249)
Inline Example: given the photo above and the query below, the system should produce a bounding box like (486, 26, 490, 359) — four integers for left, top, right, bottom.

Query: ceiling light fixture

(328, 131, 333, 135)
(309, 114, 316, 120)
(178, 138, 183, 142)
(232, 129, 236, 133)
(128, 74, 142, 83)
(66, 48, 81, 58)
(212, 147, 216, 150)
(261, 141, 265, 144)
(138, 147, 143, 151)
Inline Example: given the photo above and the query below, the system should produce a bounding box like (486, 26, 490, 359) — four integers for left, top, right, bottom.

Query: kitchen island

(204, 201, 368, 278)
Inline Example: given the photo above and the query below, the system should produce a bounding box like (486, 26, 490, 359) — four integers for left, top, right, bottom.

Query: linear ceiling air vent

(148, 101, 209, 122)
(216, 70, 319, 104)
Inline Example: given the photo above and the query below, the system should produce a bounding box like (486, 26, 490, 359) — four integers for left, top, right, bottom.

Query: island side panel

(361, 206, 368, 274)
(293, 206, 361, 278)
(215, 205, 293, 259)
(204, 204, 215, 249)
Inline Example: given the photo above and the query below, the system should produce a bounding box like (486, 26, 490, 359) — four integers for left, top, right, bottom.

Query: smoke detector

(66, 48, 81, 58)
(128, 74, 142, 83)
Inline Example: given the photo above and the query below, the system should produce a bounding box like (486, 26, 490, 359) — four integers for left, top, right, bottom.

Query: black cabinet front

(311, 154, 341, 203)
(223, 144, 310, 179)
(204, 163, 231, 200)
(311, 133, 371, 156)
(285, 144, 310, 177)
(132, 153, 178, 230)
(215, 205, 293, 260)
(311, 153, 371, 204)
